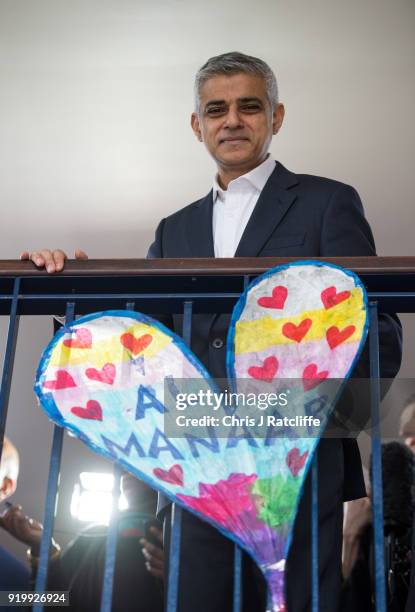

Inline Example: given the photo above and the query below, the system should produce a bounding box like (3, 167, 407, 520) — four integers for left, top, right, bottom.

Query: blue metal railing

(1, 257, 414, 611)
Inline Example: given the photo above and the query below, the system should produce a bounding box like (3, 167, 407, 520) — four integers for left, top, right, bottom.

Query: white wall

(1, 0, 414, 561)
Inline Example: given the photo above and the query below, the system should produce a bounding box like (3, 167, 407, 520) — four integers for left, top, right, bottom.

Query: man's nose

(224, 107, 243, 129)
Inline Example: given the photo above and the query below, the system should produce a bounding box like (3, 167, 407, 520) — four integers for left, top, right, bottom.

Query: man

(22, 52, 402, 611)
(0, 437, 30, 598)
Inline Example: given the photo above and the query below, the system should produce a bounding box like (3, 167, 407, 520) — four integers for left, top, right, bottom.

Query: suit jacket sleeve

(320, 183, 402, 434)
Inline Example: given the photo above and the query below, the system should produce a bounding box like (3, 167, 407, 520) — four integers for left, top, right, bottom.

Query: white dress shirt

(212, 156, 276, 258)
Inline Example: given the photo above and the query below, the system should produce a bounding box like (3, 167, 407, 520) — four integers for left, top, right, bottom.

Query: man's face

(191, 72, 284, 179)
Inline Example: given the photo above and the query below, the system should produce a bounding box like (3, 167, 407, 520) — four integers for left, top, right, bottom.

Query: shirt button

(212, 338, 224, 349)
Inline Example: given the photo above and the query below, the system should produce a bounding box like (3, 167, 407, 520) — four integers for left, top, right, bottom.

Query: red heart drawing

(286, 448, 309, 477)
(282, 318, 312, 343)
(153, 464, 184, 486)
(321, 286, 351, 310)
(257, 286, 288, 309)
(326, 325, 356, 350)
(248, 356, 279, 383)
(63, 328, 92, 349)
(302, 364, 329, 391)
(71, 400, 103, 421)
(120, 332, 153, 355)
(85, 363, 116, 385)
(43, 370, 77, 390)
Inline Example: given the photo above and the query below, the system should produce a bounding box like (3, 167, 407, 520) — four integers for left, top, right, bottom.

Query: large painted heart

(35, 262, 368, 612)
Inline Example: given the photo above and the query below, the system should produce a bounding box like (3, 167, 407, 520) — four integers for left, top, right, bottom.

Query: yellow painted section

(49, 322, 172, 368)
(235, 288, 365, 354)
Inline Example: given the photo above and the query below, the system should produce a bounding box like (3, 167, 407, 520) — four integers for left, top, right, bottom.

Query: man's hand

(140, 526, 164, 580)
(0, 504, 43, 554)
(20, 248, 88, 273)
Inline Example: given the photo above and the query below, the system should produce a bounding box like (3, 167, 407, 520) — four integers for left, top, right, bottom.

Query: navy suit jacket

(148, 161, 402, 508)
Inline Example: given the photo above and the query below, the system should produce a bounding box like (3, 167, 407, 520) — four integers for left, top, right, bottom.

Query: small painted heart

(321, 286, 351, 310)
(43, 370, 77, 390)
(63, 328, 92, 349)
(248, 356, 279, 382)
(302, 364, 328, 391)
(71, 400, 103, 421)
(286, 448, 308, 477)
(153, 464, 184, 486)
(326, 325, 356, 350)
(257, 286, 288, 309)
(120, 332, 153, 355)
(85, 363, 116, 385)
(282, 318, 312, 343)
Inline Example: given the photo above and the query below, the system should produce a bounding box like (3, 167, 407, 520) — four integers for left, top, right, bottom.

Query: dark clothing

(47, 523, 163, 612)
(148, 161, 402, 611)
(0, 544, 30, 611)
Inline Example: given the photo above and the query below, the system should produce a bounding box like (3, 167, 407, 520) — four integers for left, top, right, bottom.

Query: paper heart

(326, 325, 356, 350)
(153, 464, 184, 486)
(302, 364, 329, 391)
(71, 400, 103, 421)
(248, 356, 279, 382)
(85, 363, 116, 385)
(36, 263, 368, 612)
(120, 332, 152, 355)
(257, 285, 288, 309)
(321, 286, 351, 309)
(43, 370, 76, 390)
(282, 318, 312, 343)
(286, 448, 308, 477)
(63, 328, 92, 349)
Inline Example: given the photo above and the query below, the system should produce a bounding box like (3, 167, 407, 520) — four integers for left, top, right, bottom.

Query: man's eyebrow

(204, 99, 226, 108)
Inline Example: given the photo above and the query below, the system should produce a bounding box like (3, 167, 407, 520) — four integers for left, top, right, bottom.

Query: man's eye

(241, 104, 261, 112)
(206, 107, 225, 115)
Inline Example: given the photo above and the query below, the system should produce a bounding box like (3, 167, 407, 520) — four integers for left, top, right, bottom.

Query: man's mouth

(220, 137, 249, 144)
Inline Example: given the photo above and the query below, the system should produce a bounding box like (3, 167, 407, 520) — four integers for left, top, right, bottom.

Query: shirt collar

(213, 155, 276, 202)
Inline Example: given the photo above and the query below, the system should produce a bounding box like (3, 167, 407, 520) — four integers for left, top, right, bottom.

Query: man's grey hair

(194, 51, 279, 114)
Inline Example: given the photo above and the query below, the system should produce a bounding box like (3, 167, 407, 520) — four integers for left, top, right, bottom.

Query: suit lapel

(186, 191, 215, 257)
(235, 162, 299, 257)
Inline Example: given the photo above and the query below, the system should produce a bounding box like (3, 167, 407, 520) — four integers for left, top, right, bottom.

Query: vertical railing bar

(100, 465, 122, 612)
(369, 301, 387, 612)
(99, 300, 135, 612)
(166, 300, 193, 612)
(233, 544, 242, 611)
(311, 454, 319, 612)
(34, 301, 75, 611)
(0, 277, 21, 459)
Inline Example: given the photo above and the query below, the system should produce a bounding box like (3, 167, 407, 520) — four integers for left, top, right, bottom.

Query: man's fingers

(52, 250, 67, 272)
(75, 248, 88, 260)
(20, 251, 30, 260)
(140, 539, 163, 560)
(149, 526, 163, 544)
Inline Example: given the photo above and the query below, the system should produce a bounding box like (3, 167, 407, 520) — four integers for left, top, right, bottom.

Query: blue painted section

(369, 302, 387, 612)
(33, 302, 75, 612)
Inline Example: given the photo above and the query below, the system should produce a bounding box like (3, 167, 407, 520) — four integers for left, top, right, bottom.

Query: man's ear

(272, 103, 285, 135)
(191, 113, 203, 142)
(0, 476, 16, 501)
